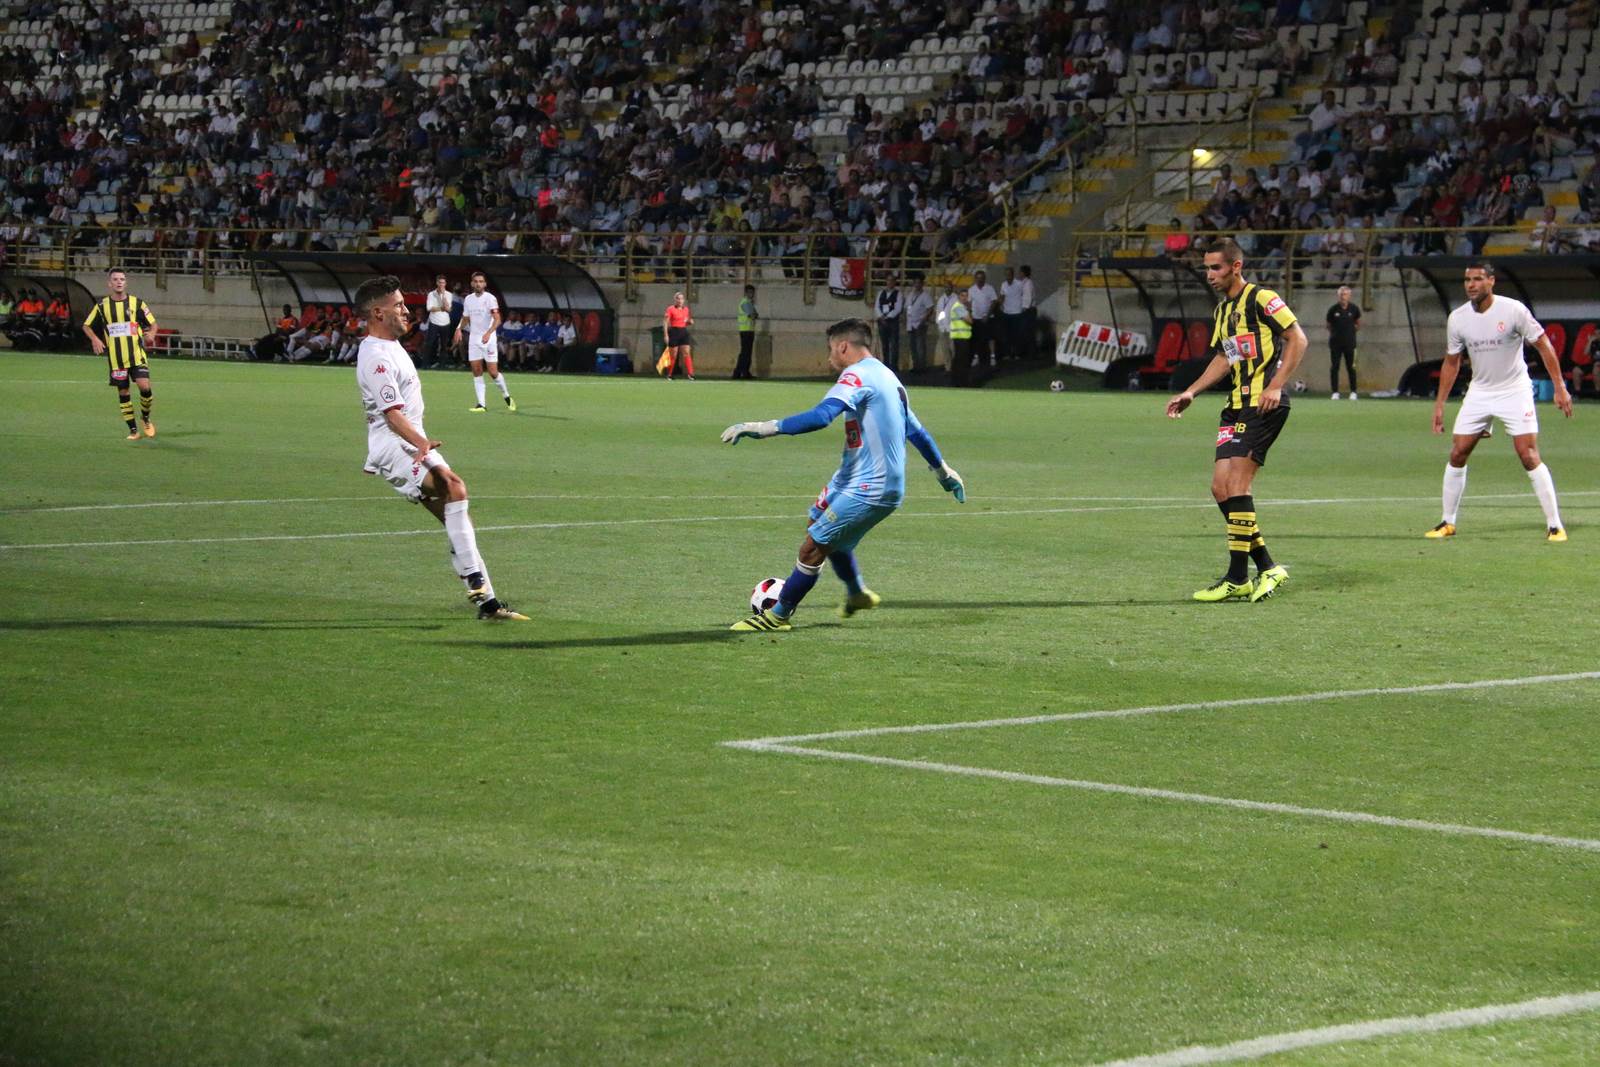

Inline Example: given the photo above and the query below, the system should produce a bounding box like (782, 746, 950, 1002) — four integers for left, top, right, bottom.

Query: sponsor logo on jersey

(1497, 322, 1506, 332)
(380, 386, 397, 403)
(838, 371, 862, 388)
(1216, 426, 1236, 445)
(1263, 296, 1286, 315)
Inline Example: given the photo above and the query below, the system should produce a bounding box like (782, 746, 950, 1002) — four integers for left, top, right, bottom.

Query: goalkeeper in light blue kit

(721, 317, 966, 632)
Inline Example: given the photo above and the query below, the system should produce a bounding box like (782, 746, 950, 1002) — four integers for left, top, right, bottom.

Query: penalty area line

(1088, 989, 1600, 1067)
(723, 671, 1600, 854)
(723, 743, 1600, 854)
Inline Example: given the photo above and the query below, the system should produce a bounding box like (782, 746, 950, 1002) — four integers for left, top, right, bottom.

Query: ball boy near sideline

(81, 269, 158, 440)
(1426, 261, 1572, 542)
(1166, 239, 1308, 603)
(720, 318, 966, 632)
(352, 275, 528, 621)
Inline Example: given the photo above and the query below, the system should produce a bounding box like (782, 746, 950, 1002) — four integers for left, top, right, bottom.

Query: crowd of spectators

(1, 0, 1347, 275)
(1171, 41, 1600, 286)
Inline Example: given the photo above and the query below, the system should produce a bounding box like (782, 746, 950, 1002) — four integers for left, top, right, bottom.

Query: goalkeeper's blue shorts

(807, 489, 896, 553)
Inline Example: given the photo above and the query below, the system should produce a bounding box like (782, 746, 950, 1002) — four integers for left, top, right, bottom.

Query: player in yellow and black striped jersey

(1165, 238, 1307, 603)
(81, 269, 159, 440)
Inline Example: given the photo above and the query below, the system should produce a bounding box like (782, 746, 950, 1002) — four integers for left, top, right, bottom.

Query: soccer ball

(751, 577, 785, 613)
(1291, 379, 1307, 393)
(1049, 379, 1066, 392)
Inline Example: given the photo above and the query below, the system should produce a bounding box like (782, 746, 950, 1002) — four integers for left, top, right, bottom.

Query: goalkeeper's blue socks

(829, 551, 863, 595)
(773, 558, 822, 619)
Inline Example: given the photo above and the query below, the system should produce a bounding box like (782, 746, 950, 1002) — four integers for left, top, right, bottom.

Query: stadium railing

(7, 225, 973, 305)
(1061, 225, 1559, 308)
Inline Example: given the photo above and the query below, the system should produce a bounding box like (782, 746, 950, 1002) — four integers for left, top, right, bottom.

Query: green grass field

(3, 351, 1598, 1066)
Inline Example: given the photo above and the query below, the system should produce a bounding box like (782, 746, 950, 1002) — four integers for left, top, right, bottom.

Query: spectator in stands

(1452, 42, 1483, 83)
(1296, 90, 1346, 157)
(1527, 206, 1563, 253)
(1184, 53, 1217, 89)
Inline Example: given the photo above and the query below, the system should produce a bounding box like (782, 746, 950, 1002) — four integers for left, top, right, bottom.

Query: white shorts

(1452, 388, 1538, 437)
(364, 436, 448, 502)
(469, 338, 498, 364)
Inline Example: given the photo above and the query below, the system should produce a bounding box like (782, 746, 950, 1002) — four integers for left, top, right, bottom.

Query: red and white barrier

(1056, 320, 1148, 373)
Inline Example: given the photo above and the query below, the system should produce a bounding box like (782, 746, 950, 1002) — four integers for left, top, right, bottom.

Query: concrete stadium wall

(48, 270, 1440, 392)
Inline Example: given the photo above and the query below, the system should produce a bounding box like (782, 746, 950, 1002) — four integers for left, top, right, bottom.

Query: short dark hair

(353, 275, 402, 314)
(435, 273, 447, 283)
(1466, 260, 1496, 278)
(826, 318, 873, 349)
(1205, 237, 1244, 263)
(471, 270, 486, 281)
(107, 268, 126, 277)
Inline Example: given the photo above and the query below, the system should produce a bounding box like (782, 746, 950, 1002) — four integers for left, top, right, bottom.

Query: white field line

(723, 672, 1600, 854)
(5, 491, 1596, 552)
(727, 743, 1600, 854)
(729, 672, 1600, 747)
(1089, 989, 1600, 1067)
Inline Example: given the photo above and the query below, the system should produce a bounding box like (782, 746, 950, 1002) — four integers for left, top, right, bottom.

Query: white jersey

(1446, 295, 1544, 397)
(356, 336, 424, 462)
(461, 290, 499, 338)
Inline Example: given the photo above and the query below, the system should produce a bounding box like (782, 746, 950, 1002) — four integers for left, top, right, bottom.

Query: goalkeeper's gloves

(719, 420, 779, 445)
(933, 462, 966, 503)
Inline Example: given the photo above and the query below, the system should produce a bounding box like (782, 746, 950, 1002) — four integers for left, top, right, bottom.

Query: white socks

(443, 500, 492, 597)
(1528, 463, 1563, 529)
(1442, 462, 1563, 529)
(491, 373, 510, 398)
(1441, 464, 1467, 525)
(473, 375, 486, 406)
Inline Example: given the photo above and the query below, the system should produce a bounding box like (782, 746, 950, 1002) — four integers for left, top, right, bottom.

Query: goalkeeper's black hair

(826, 318, 873, 349)
(353, 274, 403, 314)
(1466, 259, 1496, 278)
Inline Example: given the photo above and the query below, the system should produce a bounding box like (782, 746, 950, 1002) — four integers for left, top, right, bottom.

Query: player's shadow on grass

(512, 411, 571, 421)
(0, 619, 446, 632)
(444, 622, 844, 651)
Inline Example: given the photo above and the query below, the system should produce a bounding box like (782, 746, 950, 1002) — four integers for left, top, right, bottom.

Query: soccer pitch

(3, 352, 1597, 1065)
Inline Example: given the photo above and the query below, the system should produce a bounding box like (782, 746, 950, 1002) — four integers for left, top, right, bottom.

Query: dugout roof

(1394, 255, 1600, 322)
(249, 251, 612, 316)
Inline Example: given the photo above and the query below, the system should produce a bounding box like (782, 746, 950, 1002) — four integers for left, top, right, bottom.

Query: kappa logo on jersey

(837, 372, 862, 388)
(1263, 296, 1286, 315)
(375, 364, 387, 373)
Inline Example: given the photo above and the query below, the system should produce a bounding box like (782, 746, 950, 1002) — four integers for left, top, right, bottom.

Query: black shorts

(1215, 405, 1289, 465)
(667, 326, 692, 347)
(108, 361, 150, 387)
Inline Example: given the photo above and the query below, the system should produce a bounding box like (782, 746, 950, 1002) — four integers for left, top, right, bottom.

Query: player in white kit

(1428, 262, 1572, 542)
(353, 275, 528, 620)
(454, 270, 515, 413)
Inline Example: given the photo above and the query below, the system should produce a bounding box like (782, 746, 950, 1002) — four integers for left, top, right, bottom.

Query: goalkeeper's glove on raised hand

(719, 420, 779, 445)
(934, 462, 966, 503)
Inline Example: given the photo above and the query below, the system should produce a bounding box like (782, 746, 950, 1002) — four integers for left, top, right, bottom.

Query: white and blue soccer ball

(751, 577, 785, 613)
(1292, 379, 1307, 393)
